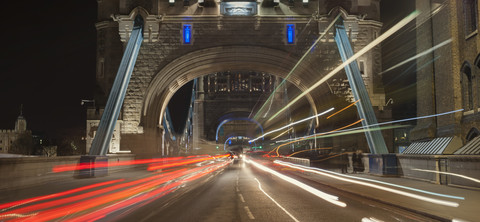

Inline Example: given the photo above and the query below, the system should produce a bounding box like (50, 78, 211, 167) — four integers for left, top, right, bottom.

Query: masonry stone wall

(413, 0, 480, 144)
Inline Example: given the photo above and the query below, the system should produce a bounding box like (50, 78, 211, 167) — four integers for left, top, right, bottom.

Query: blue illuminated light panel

(287, 24, 295, 44)
(183, 24, 192, 44)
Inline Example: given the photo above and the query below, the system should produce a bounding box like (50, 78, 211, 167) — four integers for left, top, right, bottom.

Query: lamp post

(81, 99, 95, 108)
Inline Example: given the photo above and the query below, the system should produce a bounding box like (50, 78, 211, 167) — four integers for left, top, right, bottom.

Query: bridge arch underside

(142, 46, 333, 131)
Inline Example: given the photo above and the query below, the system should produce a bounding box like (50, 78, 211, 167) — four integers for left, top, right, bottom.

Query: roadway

(114, 158, 435, 222)
(0, 156, 443, 221)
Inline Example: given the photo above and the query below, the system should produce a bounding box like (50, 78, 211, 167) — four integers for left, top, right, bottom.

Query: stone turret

(15, 106, 27, 133)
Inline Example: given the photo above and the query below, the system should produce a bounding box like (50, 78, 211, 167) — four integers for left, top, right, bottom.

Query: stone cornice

(160, 15, 313, 23)
(95, 20, 118, 31)
(112, 12, 163, 43)
(316, 7, 383, 42)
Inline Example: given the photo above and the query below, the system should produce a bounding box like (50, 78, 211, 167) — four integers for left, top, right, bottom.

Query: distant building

(0, 112, 30, 153)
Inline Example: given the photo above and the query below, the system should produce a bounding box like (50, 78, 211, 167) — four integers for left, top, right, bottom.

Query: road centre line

(254, 178, 300, 222)
(239, 194, 245, 203)
(244, 206, 255, 219)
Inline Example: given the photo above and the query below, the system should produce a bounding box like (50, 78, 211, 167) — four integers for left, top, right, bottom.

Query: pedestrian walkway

(282, 162, 479, 222)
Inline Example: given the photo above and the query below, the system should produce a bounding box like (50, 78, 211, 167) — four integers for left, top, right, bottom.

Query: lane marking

(236, 187, 240, 192)
(239, 194, 245, 203)
(361, 217, 384, 222)
(244, 206, 255, 219)
(247, 159, 346, 207)
(254, 178, 300, 222)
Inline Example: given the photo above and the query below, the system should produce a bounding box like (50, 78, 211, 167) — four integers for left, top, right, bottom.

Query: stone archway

(466, 127, 480, 142)
(141, 46, 324, 130)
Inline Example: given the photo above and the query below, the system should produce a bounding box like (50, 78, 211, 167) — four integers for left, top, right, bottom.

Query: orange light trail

(147, 154, 230, 171)
(326, 100, 359, 119)
(270, 119, 363, 157)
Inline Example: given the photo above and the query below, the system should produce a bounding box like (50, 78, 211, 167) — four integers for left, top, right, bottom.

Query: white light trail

(380, 39, 451, 75)
(275, 109, 463, 143)
(412, 168, 480, 184)
(274, 161, 460, 207)
(249, 107, 334, 143)
(254, 178, 300, 222)
(246, 158, 347, 207)
(278, 161, 463, 200)
(253, 14, 342, 120)
(268, 10, 420, 122)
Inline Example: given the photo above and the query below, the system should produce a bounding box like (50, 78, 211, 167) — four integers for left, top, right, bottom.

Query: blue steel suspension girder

(333, 19, 388, 154)
(89, 15, 144, 156)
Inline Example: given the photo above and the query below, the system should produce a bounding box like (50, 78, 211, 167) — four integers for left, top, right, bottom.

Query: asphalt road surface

(112, 158, 438, 222)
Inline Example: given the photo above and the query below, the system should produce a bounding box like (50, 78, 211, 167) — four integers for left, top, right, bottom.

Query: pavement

(278, 162, 480, 222)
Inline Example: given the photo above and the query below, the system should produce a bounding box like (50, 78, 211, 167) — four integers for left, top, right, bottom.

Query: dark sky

(0, 1, 97, 138)
(0, 1, 413, 139)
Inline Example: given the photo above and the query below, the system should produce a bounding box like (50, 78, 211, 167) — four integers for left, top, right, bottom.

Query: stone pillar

(193, 77, 205, 150)
(410, 0, 437, 141)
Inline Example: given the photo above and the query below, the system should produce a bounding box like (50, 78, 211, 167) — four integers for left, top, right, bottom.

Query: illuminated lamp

(169, 0, 175, 6)
(183, 24, 192, 44)
(286, 24, 295, 44)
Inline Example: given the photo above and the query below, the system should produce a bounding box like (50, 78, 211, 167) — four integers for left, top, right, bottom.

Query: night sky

(0, 1, 97, 139)
(0, 1, 413, 140)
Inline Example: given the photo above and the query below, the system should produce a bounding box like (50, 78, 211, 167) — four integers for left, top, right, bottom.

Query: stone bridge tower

(88, 0, 389, 155)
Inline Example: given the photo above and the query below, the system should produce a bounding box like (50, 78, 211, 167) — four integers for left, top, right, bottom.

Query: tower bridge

(2, 1, 480, 220)
(88, 0, 388, 156)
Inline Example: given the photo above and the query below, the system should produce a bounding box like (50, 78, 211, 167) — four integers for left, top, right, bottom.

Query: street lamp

(81, 99, 95, 107)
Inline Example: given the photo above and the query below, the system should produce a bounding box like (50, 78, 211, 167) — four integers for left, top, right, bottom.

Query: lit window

(464, 0, 478, 37)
